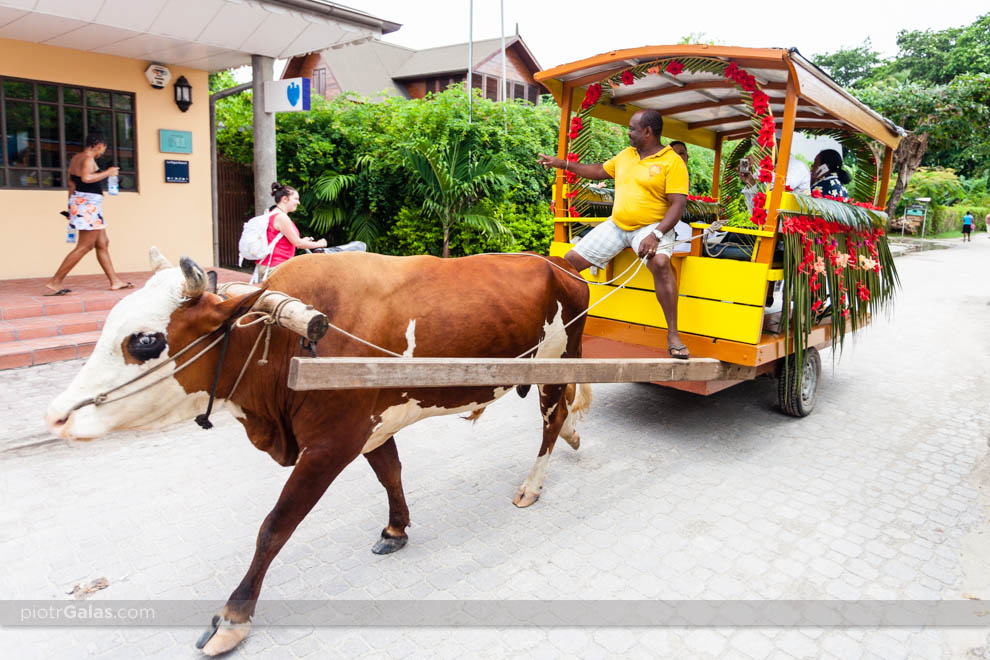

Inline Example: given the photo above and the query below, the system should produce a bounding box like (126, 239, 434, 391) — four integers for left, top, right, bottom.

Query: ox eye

(126, 332, 166, 361)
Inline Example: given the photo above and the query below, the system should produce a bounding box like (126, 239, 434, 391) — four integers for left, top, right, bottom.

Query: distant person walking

(45, 133, 131, 296)
(962, 210, 974, 242)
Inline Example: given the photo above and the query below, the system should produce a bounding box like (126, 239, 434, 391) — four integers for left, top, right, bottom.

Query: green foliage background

(214, 84, 626, 257)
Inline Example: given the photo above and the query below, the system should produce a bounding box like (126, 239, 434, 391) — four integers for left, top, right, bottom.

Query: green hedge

(932, 205, 990, 232)
(215, 86, 625, 256)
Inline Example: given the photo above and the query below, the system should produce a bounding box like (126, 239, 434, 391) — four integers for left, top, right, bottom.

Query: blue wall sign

(165, 160, 190, 183)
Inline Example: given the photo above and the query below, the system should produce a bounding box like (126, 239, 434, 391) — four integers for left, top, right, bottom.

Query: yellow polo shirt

(603, 146, 689, 231)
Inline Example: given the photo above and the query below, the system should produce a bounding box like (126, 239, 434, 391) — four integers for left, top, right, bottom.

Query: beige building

(0, 0, 397, 280)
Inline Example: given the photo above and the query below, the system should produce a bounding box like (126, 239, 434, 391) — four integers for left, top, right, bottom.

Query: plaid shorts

(572, 219, 675, 270)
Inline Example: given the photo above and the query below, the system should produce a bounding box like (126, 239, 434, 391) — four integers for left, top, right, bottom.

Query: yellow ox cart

(535, 45, 903, 416)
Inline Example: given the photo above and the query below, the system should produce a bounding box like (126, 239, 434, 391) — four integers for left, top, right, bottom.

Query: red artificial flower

(785, 185, 793, 192)
(568, 206, 580, 218)
(750, 207, 767, 226)
(621, 70, 635, 86)
(549, 200, 555, 214)
(759, 156, 774, 170)
(757, 127, 775, 149)
(856, 282, 870, 301)
(811, 189, 823, 198)
(564, 170, 578, 184)
(811, 300, 823, 312)
(568, 115, 584, 139)
(739, 73, 758, 92)
(566, 152, 580, 162)
(751, 90, 770, 115)
(580, 84, 602, 110)
(842, 308, 851, 319)
(565, 189, 578, 199)
(759, 168, 773, 184)
(724, 62, 739, 80)
(752, 192, 766, 208)
(666, 61, 684, 76)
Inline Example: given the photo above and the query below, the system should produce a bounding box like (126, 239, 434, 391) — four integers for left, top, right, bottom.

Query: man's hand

(637, 232, 660, 260)
(537, 153, 564, 169)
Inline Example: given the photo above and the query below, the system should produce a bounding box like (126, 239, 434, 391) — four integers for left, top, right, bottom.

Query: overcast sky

(343, 0, 984, 69)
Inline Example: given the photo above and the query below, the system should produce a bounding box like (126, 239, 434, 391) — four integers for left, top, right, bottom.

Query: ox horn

(149, 246, 172, 272)
(179, 256, 208, 298)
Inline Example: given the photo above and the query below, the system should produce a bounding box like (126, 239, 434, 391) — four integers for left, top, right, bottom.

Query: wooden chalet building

(282, 34, 544, 103)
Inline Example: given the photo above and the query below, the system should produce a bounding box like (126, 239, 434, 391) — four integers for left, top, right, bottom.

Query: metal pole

(252, 55, 276, 215)
(921, 205, 928, 240)
(467, 0, 473, 123)
(500, 0, 506, 107)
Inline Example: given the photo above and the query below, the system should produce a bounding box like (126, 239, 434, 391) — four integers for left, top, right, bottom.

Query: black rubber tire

(777, 347, 821, 417)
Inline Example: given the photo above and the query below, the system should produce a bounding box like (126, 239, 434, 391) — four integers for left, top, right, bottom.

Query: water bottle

(107, 174, 119, 195)
(66, 224, 77, 243)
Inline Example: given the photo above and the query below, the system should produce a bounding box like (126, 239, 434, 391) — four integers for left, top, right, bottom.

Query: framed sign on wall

(165, 160, 189, 183)
(160, 129, 193, 154)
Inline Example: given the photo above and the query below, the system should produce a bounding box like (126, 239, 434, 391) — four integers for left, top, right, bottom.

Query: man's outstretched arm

(537, 154, 610, 181)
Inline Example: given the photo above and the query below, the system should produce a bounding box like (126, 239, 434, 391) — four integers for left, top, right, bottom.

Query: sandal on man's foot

(668, 345, 690, 360)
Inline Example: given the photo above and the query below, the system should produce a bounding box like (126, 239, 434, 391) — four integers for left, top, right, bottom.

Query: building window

(1, 76, 136, 191)
(312, 68, 327, 96)
(528, 85, 540, 105)
(485, 76, 499, 101)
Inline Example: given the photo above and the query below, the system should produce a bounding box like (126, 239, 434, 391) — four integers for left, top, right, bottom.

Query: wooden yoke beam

(288, 357, 757, 391)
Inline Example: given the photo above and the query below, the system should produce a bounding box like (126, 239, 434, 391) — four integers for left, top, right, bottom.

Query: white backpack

(238, 211, 283, 278)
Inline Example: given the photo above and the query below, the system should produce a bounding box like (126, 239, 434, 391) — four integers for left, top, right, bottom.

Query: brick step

(0, 310, 108, 343)
(0, 290, 126, 321)
(0, 330, 102, 370)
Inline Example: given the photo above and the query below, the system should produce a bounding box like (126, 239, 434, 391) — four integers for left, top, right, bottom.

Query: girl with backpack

(254, 182, 327, 282)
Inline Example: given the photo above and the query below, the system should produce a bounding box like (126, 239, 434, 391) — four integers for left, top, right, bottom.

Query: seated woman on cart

(539, 108, 690, 358)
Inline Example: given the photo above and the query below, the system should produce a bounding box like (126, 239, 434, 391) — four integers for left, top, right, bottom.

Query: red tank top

(256, 211, 296, 267)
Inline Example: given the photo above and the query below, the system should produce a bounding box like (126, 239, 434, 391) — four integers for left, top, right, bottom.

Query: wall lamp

(174, 76, 192, 112)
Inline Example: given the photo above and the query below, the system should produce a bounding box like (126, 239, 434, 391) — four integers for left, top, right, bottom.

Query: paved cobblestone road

(2, 239, 989, 658)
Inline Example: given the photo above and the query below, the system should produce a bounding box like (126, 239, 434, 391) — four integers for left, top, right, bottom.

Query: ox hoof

(562, 432, 581, 451)
(372, 528, 408, 555)
(196, 614, 251, 656)
(513, 488, 541, 508)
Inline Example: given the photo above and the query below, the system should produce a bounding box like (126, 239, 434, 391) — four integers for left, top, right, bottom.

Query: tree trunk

(442, 227, 450, 258)
(885, 132, 929, 217)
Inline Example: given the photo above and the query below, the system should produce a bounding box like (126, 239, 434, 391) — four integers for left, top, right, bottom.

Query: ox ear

(206, 270, 218, 294)
(179, 256, 209, 299)
(149, 246, 172, 272)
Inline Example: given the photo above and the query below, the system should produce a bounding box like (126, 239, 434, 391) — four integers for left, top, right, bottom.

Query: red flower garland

(621, 70, 635, 86)
(666, 61, 683, 76)
(750, 192, 767, 226)
(581, 84, 602, 110)
(688, 194, 718, 203)
(568, 116, 583, 140)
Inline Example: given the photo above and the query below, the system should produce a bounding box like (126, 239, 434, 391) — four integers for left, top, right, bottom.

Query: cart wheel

(777, 347, 821, 417)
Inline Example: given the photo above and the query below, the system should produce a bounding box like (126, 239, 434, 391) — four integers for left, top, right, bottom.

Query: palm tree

(300, 155, 382, 248)
(405, 133, 513, 257)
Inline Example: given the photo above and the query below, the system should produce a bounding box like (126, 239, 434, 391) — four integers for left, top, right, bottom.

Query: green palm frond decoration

(786, 193, 888, 229)
(683, 199, 721, 223)
(801, 128, 880, 204)
(564, 56, 774, 229)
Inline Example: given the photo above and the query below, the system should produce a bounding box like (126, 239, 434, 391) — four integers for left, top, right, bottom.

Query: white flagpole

(501, 0, 506, 131)
(467, 0, 473, 123)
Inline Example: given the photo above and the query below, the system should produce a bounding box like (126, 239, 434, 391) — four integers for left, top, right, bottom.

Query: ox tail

(516, 384, 531, 398)
(567, 382, 593, 420)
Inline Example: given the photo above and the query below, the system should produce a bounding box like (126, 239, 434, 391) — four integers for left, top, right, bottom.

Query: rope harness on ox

(66, 222, 726, 427)
(65, 289, 306, 429)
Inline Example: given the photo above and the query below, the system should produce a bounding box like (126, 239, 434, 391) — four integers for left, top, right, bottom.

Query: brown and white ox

(46, 249, 591, 655)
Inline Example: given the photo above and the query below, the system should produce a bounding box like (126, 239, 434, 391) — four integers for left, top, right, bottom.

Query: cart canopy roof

(535, 45, 904, 150)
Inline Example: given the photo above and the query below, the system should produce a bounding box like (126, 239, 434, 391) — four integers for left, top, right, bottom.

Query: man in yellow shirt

(538, 109, 690, 358)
